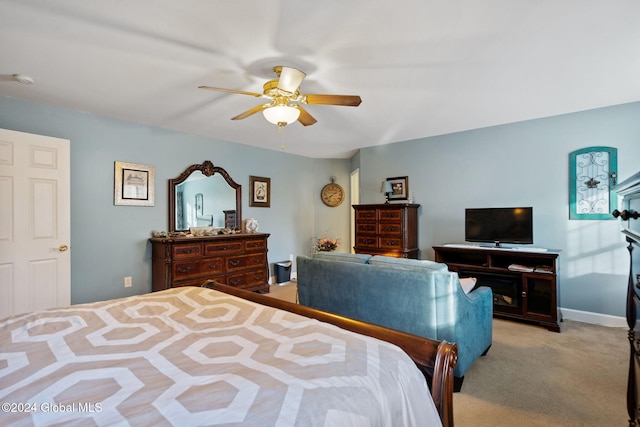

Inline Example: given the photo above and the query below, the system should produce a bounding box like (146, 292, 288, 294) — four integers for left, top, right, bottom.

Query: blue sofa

(296, 252, 493, 390)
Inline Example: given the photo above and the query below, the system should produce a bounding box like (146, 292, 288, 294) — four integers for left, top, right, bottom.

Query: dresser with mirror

(150, 161, 270, 293)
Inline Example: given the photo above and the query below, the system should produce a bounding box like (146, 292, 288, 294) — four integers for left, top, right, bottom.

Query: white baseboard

(561, 308, 627, 328)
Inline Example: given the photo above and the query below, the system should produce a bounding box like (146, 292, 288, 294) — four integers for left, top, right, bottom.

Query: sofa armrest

(436, 284, 493, 377)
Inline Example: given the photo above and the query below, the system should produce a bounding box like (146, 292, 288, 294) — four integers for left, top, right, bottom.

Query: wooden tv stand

(433, 245, 561, 332)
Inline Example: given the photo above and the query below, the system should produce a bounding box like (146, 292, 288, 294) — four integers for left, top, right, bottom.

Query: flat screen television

(465, 207, 533, 246)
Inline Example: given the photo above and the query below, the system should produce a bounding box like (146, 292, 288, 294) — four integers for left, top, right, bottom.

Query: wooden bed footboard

(203, 281, 458, 427)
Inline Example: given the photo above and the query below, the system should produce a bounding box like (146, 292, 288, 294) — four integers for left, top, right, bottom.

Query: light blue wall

(358, 101, 640, 317)
(0, 96, 351, 304)
(3, 95, 639, 317)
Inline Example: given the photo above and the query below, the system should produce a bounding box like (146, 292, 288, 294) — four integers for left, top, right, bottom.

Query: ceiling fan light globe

(263, 105, 300, 125)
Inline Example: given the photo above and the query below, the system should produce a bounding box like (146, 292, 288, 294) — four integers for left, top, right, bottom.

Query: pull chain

(278, 122, 286, 150)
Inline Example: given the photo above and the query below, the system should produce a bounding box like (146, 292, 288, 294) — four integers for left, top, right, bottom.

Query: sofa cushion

(368, 255, 448, 272)
(313, 252, 372, 264)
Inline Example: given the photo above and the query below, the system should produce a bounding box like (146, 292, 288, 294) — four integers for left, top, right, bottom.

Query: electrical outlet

(289, 254, 294, 261)
(124, 276, 132, 288)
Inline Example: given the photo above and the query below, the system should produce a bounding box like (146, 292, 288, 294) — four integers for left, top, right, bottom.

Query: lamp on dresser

(381, 181, 393, 204)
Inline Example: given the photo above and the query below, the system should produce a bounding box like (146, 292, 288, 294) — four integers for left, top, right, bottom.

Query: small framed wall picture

(114, 161, 155, 206)
(386, 176, 409, 201)
(249, 175, 270, 208)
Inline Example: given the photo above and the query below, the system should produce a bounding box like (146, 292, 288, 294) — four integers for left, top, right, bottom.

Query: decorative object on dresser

(434, 245, 561, 331)
(150, 233, 270, 293)
(380, 180, 393, 203)
(386, 176, 409, 201)
(244, 217, 259, 233)
(353, 203, 420, 258)
(223, 209, 236, 229)
(249, 175, 270, 207)
(611, 171, 640, 426)
(320, 176, 345, 207)
(113, 161, 155, 206)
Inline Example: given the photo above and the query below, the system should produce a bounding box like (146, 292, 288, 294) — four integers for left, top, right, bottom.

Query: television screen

(465, 207, 533, 246)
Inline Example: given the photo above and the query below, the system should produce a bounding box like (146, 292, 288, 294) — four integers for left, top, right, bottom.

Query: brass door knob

(52, 244, 69, 252)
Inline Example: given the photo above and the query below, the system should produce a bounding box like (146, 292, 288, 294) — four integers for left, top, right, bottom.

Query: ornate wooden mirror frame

(168, 160, 242, 232)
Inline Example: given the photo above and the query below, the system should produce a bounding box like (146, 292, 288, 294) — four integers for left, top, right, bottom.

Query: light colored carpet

(265, 282, 628, 426)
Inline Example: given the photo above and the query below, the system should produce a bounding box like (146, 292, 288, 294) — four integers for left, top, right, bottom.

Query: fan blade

(199, 86, 263, 98)
(304, 94, 362, 106)
(277, 67, 306, 94)
(231, 104, 270, 120)
(297, 106, 318, 126)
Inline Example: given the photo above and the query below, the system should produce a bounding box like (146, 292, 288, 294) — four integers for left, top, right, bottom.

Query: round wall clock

(321, 178, 345, 207)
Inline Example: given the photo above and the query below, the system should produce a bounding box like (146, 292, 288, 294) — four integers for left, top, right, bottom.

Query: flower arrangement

(312, 229, 341, 253)
(316, 237, 340, 252)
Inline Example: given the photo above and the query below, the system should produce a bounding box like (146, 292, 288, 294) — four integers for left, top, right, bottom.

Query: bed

(0, 282, 457, 426)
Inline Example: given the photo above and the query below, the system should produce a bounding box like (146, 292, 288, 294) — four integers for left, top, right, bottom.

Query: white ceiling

(1, 0, 639, 159)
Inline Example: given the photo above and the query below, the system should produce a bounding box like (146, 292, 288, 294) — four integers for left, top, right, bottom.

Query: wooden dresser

(353, 203, 420, 259)
(612, 172, 640, 426)
(150, 233, 270, 293)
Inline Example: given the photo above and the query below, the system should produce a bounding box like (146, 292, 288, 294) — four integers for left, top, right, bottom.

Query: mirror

(168, 161, 242, 232)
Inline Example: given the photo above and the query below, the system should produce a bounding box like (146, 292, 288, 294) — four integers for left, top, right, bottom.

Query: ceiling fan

(199, 66, 362, 127)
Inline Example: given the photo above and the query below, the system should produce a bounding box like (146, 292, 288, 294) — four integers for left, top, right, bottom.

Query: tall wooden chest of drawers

(353, 204, 420, 259)
(150, 233, 270, 293)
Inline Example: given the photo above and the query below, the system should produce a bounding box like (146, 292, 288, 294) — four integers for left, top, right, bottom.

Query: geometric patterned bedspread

(0, 287, 441, 426)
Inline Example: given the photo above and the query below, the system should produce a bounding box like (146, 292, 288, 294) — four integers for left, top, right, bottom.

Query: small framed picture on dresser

(386, 176, 408, 201)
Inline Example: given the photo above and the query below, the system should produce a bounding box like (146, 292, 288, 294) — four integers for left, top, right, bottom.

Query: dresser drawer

(199, 257, 224, 275)
(356, 209, 377, 221)
(378, 222, 402, 235)
(357, 223, 377, 234)
(379, 209, 403, 221)
(380, 237, 403, 249)
(245, 238, 266, 252)
(227, 253, 267, 272)
(172, 243, 202, 258)
(204, 241, 243, 256)
(173, 257, 225, 280)
(172, 261, 200, 279)
(226, 269, 268, 289)
(356, 236, 378, 248)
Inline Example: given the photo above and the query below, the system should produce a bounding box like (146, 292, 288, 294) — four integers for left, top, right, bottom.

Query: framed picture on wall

(386, 176, 408, 201)
(249, 175, 270, 207)
(114, 161, 155, 206)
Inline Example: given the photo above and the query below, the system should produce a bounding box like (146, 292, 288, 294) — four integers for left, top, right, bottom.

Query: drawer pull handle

(229, 260, 240, 266)
(230, 279, 241, 285)
(207, 264, 219, 270)
(180, 248, 194, 254)
(253, 274, 262, 280)
(253, 257, 262, 263)
(177, 266, 192, 273)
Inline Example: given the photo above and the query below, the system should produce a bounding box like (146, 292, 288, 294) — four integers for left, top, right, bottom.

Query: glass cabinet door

(524, 275, 556, 320)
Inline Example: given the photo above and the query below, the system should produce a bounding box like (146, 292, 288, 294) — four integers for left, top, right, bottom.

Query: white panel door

(0, 128, 70, 318)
